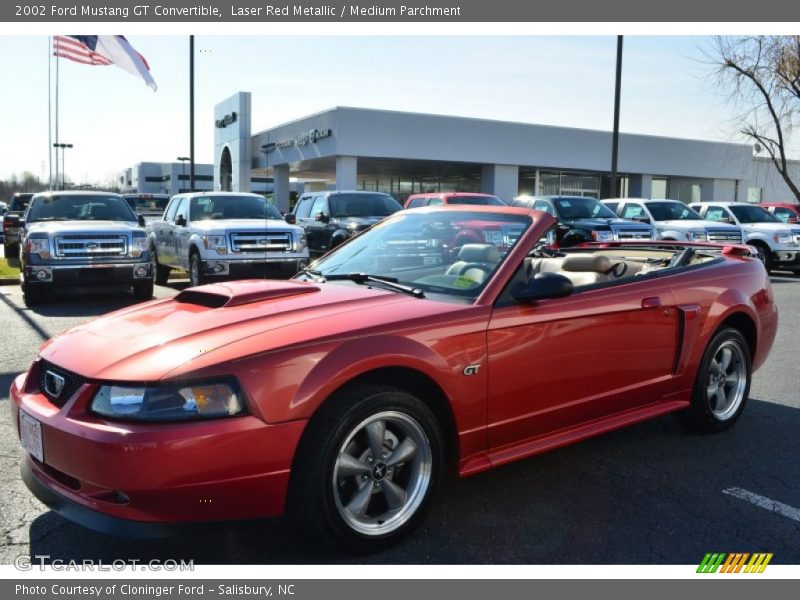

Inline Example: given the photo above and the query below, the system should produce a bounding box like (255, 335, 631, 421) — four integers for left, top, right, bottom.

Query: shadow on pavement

(25, 398, 800, 565)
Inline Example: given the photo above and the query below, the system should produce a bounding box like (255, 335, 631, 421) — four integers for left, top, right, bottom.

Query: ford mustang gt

(11, 205, 777, 552)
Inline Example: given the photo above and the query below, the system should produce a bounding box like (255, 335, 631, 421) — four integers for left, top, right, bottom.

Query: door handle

(642, 296, 662, 309)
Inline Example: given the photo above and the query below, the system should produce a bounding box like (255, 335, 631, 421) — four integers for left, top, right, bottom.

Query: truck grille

(54, 234, 127, 258)
(616, 229, 653, 240)
(38, 360, 85, 408)
(707, 229, 743, 243)
(229, 231, 292, 252)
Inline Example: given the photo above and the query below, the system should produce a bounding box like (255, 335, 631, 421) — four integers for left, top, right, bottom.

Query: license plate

(19, 411, 44, 463)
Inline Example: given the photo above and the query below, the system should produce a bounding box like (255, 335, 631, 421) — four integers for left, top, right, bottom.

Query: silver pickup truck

(148, 192, 309, 287)
(19, 191, 154, 306)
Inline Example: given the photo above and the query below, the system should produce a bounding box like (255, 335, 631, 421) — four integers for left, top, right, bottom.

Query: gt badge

(463, 364, 481, 376)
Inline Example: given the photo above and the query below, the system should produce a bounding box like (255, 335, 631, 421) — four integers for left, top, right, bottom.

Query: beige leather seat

(446, 244, 501, 284)
(525, 254, 628, 287)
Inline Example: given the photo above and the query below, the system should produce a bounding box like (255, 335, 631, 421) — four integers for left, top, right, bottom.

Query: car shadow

(25, 397, 800, 564)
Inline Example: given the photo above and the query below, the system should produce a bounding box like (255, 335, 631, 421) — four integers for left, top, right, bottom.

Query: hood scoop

(174, 280, 320, 308)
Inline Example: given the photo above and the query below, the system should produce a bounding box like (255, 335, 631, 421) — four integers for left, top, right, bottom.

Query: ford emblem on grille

(86, 243, 99, 250)
(44, 370, 66, 398)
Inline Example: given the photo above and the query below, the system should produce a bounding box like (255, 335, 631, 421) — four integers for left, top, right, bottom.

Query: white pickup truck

(148, 192, 309, 287)
(602, 199, 744, 244)
(690, 201, 800, 273)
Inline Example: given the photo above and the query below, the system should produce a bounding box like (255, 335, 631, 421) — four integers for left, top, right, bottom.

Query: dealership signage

(215, 112, 238, 128)
(265, 128, 332, 152)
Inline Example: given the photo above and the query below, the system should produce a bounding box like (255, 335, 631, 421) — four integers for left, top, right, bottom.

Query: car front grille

(229, 231, 292, 252)
(54, 234, 127, 258)
(38, 360, 85, 408)
(615, 229, 653, 240)
(707, 229, 743, 243)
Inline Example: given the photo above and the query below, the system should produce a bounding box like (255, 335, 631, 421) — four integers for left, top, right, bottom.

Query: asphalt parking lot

(0, 274, 799, 565)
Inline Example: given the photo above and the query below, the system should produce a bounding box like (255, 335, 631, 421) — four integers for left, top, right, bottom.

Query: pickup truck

(3, 192, 34, 257)
(19, 191, 154, 306)
(149, 192, 309, 287)
(690, 201, 800, 273)
(510, 195, 655, 247)
(602, 198, 744, 244)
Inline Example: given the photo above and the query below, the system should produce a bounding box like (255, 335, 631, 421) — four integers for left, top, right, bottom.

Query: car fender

(657, 228, 686, 241)
(744, 230, 775, 249)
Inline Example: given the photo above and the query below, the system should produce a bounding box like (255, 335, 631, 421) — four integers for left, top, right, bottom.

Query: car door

(156, 197, 179, 266)
(164, 197, 188, 267)
(487, 277, 679, 449)
(305, 195, 331, 255)
(174, 197, 194, 269)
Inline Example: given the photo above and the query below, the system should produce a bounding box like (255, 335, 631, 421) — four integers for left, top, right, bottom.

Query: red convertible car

(11, 206, 777, 551)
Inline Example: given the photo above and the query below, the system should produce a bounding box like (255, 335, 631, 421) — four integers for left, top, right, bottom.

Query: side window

(172, 198, 188, 223)
(773, 207, 791, 223)
(164, 198, 180, 222)
(621, 203, 646, 219)
(533, 200, 555, 216)
(294, 196, 313, 219)
(704, 206, 728, 222)
(407, 197, 426, 208)
(310, 196, 328, 217)
(428, 197, 443, 206)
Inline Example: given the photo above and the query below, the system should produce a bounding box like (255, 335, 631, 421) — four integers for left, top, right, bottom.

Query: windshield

(553, 197, 617, 219)
(329, 193, 402, 218)
(26, 195, 136, 223)
(730, 205, 780, 224)
(449, 195, 506, 206)
(304, 210, 531, 298)
(126, 196, 169, 212)
(10, 195, 32, 211)
(189, 195, 282, 220)
(645, 202, 703, 221)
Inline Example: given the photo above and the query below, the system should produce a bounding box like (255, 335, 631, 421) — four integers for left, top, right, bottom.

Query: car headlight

(294, 233, 307, 252)
(687, 230, 707, 241)
(130, 235, 148, 257)
(774, 232, 793, 245)
(91, 380, 245, 421)
(591, 230, 614, 242)
(24, 237, 51, 259)
(203, 235, 228, 254)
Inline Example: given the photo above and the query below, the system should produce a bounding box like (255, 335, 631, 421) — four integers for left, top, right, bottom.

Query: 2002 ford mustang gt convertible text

(11, 206, 777, 552)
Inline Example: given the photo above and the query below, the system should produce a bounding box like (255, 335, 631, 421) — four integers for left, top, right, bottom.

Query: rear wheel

(289, 384, 444, 553)
(674, 327, 751, 432)
(152, 247, 170, 286)
(3, 243, 17, 259)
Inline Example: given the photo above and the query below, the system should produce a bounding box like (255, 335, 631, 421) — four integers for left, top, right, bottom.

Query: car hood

(565, 218, 651, 229)
(26, 221, 142, 235)
(37, 279, 452, 382)
(190, 218, 299, 232)
(740, 222, 793, 233)
(656, 220, 737, 230)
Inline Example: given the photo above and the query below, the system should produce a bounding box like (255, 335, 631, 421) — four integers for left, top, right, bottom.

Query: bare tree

(712, 36, 800, 202)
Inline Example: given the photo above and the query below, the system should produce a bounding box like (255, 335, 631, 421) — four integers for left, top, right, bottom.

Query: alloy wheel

(706, 340, 747, 421)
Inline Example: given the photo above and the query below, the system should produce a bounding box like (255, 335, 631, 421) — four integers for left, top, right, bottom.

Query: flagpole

(189, 35, 195, 192)
(48, 36, 52, 189)
(54, 45, 60, 191)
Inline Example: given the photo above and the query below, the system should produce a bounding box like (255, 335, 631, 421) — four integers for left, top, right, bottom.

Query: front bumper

(202, 256, 307, 278)
(23, 261, 152, 285)
(771, 249, 800, 267)
(10, 371, 306, 536)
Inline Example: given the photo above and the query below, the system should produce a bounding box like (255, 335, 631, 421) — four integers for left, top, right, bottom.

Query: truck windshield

(645, 202, 703, 221)
(26, 195, 136, 223)
(126, 196, 169, 212)
(189, 195, 282, 220)
(329, 194, 402, 218)
(553, 197, 617, 219)
(729, 205, 780, 224)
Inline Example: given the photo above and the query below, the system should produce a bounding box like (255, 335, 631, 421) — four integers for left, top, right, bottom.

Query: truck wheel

(133, 280, 154, 301)
(151, 247, 170, 286)
(752, 243, 773, 273)
(3, 243, 17, 259)
(189, 251, 208, 287)
(22, 282, 47, 307)
(674, 327, 751, 433)
(289, 384, 444, 553)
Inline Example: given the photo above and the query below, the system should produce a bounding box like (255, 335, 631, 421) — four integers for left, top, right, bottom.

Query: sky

(0, 35, 756, 185)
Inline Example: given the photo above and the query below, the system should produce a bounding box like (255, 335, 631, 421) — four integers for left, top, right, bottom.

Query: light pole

(53, 143, 73, 190)
(609, 35, 623, 198)
(177, 156, 190, 193)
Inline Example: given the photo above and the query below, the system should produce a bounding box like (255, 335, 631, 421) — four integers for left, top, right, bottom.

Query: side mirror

(137, 215, 146, 227)
(175, 215, 187, 227)
(315, 212, 330, 224)
(284, 213, 297, 225)
(512, 272, 574, 303)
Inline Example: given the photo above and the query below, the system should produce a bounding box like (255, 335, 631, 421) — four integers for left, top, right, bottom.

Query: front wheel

(753, 244, 773, 273)
(21, 281, 47, 307)
(189, 252, 208, 287)
(674, 327, 751, 432)
(133, 280, 154, 301)
(289, 384, 444, 553)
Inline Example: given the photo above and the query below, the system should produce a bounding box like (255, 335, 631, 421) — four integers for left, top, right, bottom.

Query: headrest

(457, 243, 501, 263)
(561, 254, 612, 273)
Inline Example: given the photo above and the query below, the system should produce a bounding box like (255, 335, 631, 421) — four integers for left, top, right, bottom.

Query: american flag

(52, 35, 157, 91)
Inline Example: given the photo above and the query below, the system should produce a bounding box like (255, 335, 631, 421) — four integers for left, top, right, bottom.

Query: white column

(273, 164, 290, 213)
(481, 164, 519, 203)
(335, 156, 358, 191)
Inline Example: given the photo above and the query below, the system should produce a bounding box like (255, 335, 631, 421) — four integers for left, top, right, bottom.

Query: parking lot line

(723, 487, 800, 523)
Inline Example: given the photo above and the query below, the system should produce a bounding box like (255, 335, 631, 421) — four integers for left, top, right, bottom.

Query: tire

(133, 280, 154, 301)
(3, 243, 16, 259)
(288, 383, 444, 553)
(752, 243, 773, 273)
(152, 247, 170, 286)
(189, 251, 207, 287)
(674, 327, 751, 433)
(21, 282, 47, 307)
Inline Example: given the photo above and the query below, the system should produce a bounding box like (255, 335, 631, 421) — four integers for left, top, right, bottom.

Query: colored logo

(697, 552, 773, 573)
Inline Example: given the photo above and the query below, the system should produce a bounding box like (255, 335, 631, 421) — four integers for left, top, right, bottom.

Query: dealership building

(183, 91, 799, 213)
